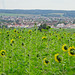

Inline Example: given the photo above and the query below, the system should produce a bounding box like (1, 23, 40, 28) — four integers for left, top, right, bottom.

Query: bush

(38, 24, 51, 31)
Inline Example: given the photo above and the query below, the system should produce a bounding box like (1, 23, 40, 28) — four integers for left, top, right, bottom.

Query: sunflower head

(7, 34, 9, 37)
(68, 46, 75, 56)
(58, 37, 61, 40)
(11, 39, 14, 43)
(14, 29, 16, 33)
(19, 36, 22, 38)
(43, 58, 49, 65)
(22, 43, 24, 46)
(10, 43, 12, 46)
(17, 32, 19, 34)
(0, 50, 6, 57)
(55, 53, 61, 63)
(28, 30, 32, 34)
(42, 36, 47, 40)
(7, 31, 9, 34)
(62, 44, 68, 51)
(70, 38, 72, 40)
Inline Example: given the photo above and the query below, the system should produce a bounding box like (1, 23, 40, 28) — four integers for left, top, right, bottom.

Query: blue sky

(0, 0, 75, 10)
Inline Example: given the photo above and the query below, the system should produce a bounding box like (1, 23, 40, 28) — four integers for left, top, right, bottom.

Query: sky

(0, 0, 75, 10)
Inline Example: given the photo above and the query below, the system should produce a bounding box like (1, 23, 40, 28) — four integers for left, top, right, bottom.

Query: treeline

(0, 9, 75, 17)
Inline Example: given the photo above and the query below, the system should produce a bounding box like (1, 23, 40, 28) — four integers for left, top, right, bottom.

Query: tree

(73, 20, 75, 24)
(38, 24, 51, 31)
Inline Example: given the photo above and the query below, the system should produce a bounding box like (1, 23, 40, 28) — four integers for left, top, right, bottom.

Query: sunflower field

(0, 28, 75, 75)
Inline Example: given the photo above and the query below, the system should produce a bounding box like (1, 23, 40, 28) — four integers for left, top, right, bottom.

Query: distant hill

(0, 9, 75, 17)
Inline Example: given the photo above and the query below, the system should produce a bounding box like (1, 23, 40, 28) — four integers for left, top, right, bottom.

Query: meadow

(0, 28, 75, 75)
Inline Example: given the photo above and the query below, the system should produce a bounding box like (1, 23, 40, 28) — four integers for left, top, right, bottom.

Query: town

(0, 14, 75, 29)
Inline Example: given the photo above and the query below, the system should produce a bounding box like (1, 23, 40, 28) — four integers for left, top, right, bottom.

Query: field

(47, 13, 64, 17)
(0, 28, 75, 75)
(0, 13, 40, 17)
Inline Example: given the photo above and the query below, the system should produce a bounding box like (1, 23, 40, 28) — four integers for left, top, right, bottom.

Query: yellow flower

(62, 44, 68, 51)
(14, 29, 16, 33)
(42, 36, 47, 40)
(28, 30, 32, 34)
(19, 36, 22, 38)
(68, 46, 75, 56)
(43, 58, 49, 65)
(7, 31, 9, 34)
(55, 53, 61, 63)
(0, 50, 6, 57)
(11, 39, 14, 43)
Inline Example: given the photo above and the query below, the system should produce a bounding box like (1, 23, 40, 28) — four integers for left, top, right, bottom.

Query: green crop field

(0, 28, 75, 75)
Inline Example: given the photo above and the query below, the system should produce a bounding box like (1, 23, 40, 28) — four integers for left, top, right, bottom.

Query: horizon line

(0, 8, 75, 11)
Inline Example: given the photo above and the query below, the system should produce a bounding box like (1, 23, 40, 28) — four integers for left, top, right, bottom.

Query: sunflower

(28, 30, 32, 33)
(14, 29, 16, 33)
(62, 44, 68, 51)
(0, 50, 6, 57)
(42, 36, 47, 40)
(17, 32, 19, 34)
(55, 53, 61, 63)
(10, 43, 12, 46)
(43, 58, 49, 65)
(70, 38, 72, 40)
(68, 46, 75, 56)
(19, 36, 22, 38)
(7, 31, 9, 34)
(22, 43, 24, 46)
(7, 34, 9, 37)
(58, 37, 61, 40)
(11, 39, 14, 43)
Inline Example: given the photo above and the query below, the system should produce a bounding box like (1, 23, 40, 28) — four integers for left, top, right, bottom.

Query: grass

(0, 28, 75, 75)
